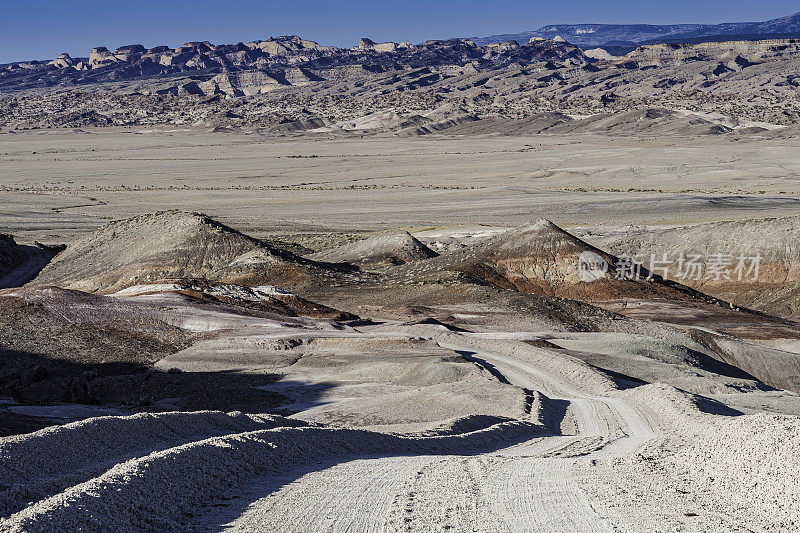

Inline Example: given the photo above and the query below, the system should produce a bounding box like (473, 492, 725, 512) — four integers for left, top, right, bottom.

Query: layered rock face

(1, 35, 588, 96)
(594, 216, 800, 318)
(391, 220, 720, 304)
(627, 39, 800, 66)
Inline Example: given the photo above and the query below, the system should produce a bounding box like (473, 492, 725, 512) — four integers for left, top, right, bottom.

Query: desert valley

(2, 6, 800, 532)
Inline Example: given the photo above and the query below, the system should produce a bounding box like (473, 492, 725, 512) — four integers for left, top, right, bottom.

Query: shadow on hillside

(0, 349, 335, 436)
(0, 245, 57, 289)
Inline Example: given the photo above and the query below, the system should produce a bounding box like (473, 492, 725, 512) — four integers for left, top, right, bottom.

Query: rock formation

(32, 211, 349, 294)
(1, 34, 589, 97)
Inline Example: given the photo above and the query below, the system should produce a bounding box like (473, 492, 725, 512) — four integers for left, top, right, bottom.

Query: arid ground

(2, 128, 800, 532)
(3, 129, 800, 242)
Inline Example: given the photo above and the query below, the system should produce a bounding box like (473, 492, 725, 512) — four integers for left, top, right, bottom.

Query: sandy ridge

(0, 411, 308, 518)
(1, 418, 541, 532)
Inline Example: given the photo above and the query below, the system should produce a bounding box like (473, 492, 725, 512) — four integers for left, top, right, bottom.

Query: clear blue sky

(1, 0, 797, 63)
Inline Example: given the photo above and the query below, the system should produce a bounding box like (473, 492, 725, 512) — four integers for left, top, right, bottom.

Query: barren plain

(2, 129, 800, 242)
(0, 125, 799, 532)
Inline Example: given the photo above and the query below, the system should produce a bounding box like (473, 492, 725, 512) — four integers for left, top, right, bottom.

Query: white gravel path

(2, 329, 797, 532)
(191, 337, 660, 532)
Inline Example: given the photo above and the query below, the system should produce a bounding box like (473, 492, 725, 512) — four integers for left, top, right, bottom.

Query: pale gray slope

(309, 230, 437, 269)
(31, 210, 342, 294)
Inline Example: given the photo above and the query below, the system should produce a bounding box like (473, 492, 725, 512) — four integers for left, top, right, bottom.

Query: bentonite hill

(2, 6, 800, 533)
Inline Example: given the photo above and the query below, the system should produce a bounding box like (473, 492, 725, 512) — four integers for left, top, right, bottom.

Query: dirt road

(198, 336, 661, 532)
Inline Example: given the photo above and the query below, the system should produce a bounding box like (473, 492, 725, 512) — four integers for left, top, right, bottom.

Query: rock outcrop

(357, 38, 400, 53)
(310, 231, 438, 269)
(1, 34, 589, 97)
(31, 211, 347, 294)
(594, 216, 800, 318)
(627, 39, 800, 67)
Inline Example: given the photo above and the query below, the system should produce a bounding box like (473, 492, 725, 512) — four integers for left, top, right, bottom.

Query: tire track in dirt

(217, 456, 431, 532)
(214, 335, 661, 533)
(446, 339, 661, 532)
(1, 330, 663, 532)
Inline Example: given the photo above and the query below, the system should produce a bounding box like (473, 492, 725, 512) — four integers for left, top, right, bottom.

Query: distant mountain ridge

(472, 11, 800, 48)
(3, 13, 800, 132)
(0, 35, 589, 94)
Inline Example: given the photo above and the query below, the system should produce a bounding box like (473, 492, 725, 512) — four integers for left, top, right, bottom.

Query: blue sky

(1, 1, 797, 63)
